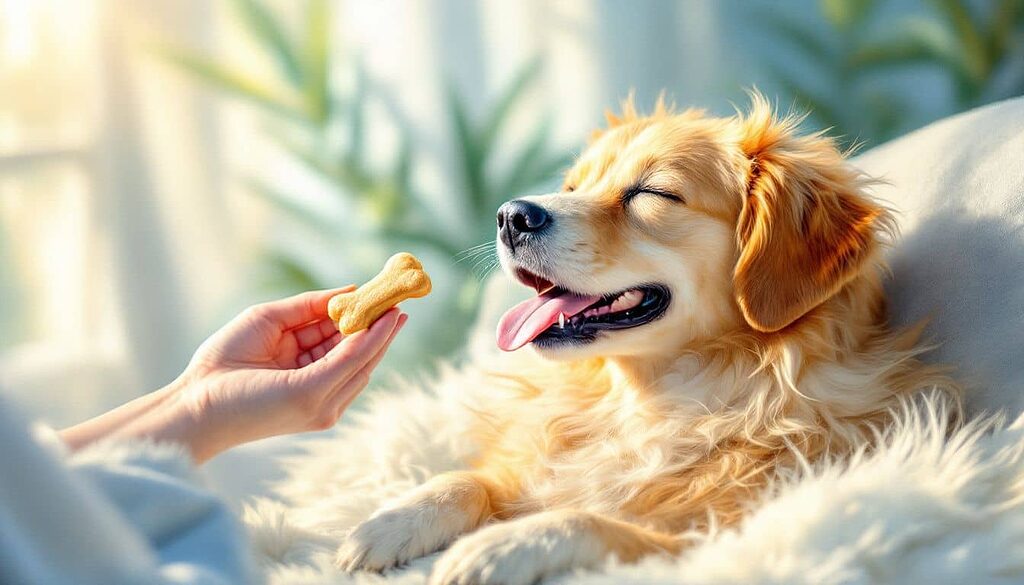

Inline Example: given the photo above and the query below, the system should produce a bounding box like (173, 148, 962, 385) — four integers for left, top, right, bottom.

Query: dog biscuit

(328, 252, 431, 334)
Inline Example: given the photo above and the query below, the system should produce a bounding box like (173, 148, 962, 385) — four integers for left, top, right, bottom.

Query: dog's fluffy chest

(482, 384, 700, 525)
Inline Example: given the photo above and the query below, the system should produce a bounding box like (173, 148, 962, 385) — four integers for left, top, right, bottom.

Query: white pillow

(855, 97, 1024, 417)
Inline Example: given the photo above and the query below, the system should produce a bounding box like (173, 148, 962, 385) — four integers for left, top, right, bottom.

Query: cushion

(854, 97, 1024, 416)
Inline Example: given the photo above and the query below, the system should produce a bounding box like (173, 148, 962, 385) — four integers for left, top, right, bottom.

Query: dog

(334, 93, 963, 585)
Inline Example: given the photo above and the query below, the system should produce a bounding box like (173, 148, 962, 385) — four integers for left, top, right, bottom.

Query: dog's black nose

(497, 200, 551, 253)
(497, 200, 551, 234)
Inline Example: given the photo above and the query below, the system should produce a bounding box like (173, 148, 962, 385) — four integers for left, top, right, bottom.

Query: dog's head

(495, 94, 888, 360)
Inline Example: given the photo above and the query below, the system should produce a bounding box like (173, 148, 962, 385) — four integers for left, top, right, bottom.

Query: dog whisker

(480, 260, 501, 281)
(455, 247, 494, 261)
(455, 250, 498, 267)
(470, 251, 498, 274)
(454, 241, 497, 261)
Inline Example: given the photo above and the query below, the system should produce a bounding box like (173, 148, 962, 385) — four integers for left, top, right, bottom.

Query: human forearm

(59, 379, 183, 453)
(60, 376, 242, 463)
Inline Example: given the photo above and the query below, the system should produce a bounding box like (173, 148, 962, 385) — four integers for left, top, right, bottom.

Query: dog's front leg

(336, 471, 499, 572)
(428, 509, 680, 585)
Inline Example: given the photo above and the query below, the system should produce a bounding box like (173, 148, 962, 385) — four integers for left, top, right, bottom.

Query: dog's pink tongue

(496, 290, 599, 352)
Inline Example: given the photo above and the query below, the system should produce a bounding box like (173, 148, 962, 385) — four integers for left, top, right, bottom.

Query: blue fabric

(0, 395, 260, 585)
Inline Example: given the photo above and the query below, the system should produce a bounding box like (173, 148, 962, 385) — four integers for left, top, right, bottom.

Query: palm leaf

(851, 18, 961, 71)
(303, 0, 331, 124)
(447, 59, 547, 217)
(852, 37, 942, 69)
(363, 182, 403, 223)
(759, 11, 836, 73)
(269, 129, 374, 193)
(498, 116, 566, 201)
(478, 58, 543, 158)
(263, 251, 327, 291)
(446, 85, 488, 213)
(378, 224, 462, 258)
(392, 131, 414, 197)
(861, 91, 909, 142)
(931, 0, 989, 82)
(345, 61, 367, 170)
(245, 178, 338, 234)
(768, 66, 846, 135)
(821, 0, 878, 31)
(847, 0, 879, 29)
(525, 151, 572, 190)
(158, 47, 308, 121)
(851, 17, 982, 102)
(991, 0, 1024, 58)
(231, 0, 304, 87)
(335, 158, 377, 195)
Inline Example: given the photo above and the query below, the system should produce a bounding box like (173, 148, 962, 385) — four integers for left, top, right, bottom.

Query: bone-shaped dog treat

(328, 252, 432, 334)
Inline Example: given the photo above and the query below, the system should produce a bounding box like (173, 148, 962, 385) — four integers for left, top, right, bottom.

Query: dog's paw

(337, 485, 486, 571)
(428, 511, 603, 585)
(335, 505, 428, 572)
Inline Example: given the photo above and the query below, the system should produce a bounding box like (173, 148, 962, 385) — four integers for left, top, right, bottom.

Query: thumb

(305, 309, 402, 385)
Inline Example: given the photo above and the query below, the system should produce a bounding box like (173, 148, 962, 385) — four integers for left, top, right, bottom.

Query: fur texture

(247, 382, 1024, 585)
(251, 96, 976, 584)
(570, 396, 1024, 585)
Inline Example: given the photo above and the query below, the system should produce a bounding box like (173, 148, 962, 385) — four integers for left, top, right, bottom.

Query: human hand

(61, 288, 407, 462)
(174, 288, 408, 461)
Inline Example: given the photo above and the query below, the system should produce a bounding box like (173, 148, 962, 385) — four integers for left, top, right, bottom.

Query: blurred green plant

(160, 0, 569, 361)
(762, 0, 1024, 146)
(853, 0, 1024, 105)
(759, 0, 906, 145)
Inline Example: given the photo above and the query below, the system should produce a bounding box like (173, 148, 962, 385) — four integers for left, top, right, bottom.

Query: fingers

(296, 332, 342, 367)
(306, 308, 402, 384)
(327, 313, 408, 418)
(293, 319, 340, 351)
(359, 313, 407, 378)
(254, 286, 356, 331)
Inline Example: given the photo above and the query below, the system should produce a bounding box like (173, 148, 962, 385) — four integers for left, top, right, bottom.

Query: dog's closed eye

(622, 186, 685, 206)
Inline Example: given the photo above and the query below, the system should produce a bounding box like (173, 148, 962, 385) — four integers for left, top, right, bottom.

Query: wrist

(145, 375, 230, 463)
(101, 375, 225, 464)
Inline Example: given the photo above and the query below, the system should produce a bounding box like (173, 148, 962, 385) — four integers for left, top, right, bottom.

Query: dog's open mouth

(496, 267, 671, 351)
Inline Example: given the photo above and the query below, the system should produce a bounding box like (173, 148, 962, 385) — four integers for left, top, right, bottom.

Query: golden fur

(338, 93, 964, 583)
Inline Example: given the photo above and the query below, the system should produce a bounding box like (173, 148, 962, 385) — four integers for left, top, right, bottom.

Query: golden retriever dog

(335, 93, 963, 585)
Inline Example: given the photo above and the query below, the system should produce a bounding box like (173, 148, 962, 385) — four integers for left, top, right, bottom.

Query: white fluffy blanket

(244, 362, 1024, 584)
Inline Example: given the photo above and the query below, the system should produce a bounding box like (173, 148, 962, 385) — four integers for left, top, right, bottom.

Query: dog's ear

(733, 95, 887, 333)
